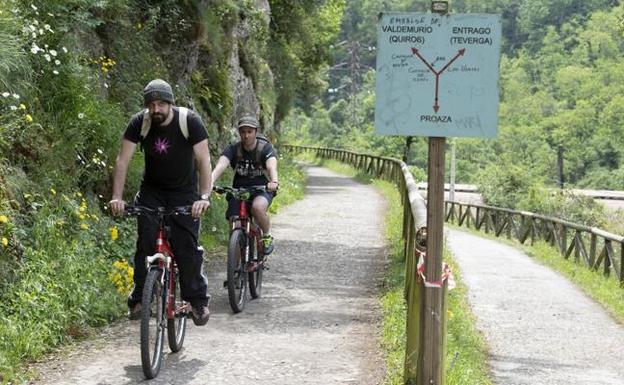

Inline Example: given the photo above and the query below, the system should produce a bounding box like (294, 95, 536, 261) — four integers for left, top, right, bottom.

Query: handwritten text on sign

(375, 13, 502, 138)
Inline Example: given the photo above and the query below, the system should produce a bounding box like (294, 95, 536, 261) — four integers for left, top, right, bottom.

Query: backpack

(235, 133, 271, 172)
(139, 107, 190, 149)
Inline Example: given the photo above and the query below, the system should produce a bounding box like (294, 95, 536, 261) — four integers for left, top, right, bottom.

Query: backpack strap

(178, 106, 189, 140)
(255, 139, 267, 168)
(139, 107, 189, 146)
(140, 109, 151, 139)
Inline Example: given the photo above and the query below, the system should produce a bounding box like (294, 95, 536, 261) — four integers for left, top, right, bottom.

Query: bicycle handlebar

(213, 185, 267, 195)
(124, 205, 193, 217)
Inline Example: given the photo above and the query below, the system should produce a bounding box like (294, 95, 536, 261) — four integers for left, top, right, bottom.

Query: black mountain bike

(125, 205, 192, 379)
(213, 186, 267, 313)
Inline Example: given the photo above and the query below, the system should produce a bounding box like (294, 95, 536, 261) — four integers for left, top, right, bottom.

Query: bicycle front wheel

(227, 229, 248, 313)
(248, 235, 263, 299)
(141, 268, 165, 379)
(167, 267, 187, 352)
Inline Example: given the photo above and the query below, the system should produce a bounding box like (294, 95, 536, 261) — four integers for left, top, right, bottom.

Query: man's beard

(151, 112, 166, 124)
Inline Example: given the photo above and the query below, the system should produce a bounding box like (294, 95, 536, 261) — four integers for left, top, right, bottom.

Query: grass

(301, 154, 492, 385)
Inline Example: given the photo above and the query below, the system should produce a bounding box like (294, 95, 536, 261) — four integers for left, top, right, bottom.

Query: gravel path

(31, 165, 387, 385)
(446, 228, 624, 385)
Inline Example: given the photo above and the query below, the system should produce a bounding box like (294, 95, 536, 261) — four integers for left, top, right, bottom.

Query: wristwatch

(200, 193, 211, 201)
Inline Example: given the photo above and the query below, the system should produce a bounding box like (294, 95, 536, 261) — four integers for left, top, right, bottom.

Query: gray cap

(237, 115, 260, 130)
(143, 79, 174, 105)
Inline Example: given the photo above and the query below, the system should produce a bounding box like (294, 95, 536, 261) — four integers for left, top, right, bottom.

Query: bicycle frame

(230, 197, 264, 272)
(144, 212, 189, 319)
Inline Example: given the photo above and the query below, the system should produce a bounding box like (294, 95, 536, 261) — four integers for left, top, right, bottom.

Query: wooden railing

(445, 201, 624, 283)
(283, 145, 436, 383)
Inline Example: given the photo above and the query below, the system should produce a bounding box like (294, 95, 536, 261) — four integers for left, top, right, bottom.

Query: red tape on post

(416, 250, 456, 290)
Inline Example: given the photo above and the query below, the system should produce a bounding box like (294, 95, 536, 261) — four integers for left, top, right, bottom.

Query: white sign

(375, 13, 502, 138)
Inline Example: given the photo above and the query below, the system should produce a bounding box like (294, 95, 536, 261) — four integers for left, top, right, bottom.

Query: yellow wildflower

(80, 223, 89, 230)
(0, 215, 8, 224)
(50, 188, 56, 195)
(1, 237, 7, 247)
(19, 103, 26, 110)
(110, 226, 119, 241)
(25, 114, 33, 122)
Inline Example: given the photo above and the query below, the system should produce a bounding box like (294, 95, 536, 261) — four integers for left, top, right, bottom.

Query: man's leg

(169, 191, 209, 326)
(251, 194, 274, 255)
(251, 195, 270, 234)
(128, 189, 161, 319)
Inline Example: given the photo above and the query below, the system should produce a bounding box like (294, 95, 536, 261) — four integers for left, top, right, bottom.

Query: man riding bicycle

(211, 115, 278, 255)
(109, 79, 211, 326)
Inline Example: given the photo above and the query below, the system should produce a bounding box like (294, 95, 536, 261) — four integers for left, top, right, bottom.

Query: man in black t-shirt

(109, 79, 212, 326)
(211, 115, 279, 255)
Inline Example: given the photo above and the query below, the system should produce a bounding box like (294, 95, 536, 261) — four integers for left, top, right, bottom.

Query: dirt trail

(446, 228, 624, 385)
(31, 165, 387, 385)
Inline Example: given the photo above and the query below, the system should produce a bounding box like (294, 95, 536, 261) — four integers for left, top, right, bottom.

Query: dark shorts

(226, 191, 275, 219)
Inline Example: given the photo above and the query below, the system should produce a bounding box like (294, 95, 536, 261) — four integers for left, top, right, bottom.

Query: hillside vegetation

(0, 0, 341, 381)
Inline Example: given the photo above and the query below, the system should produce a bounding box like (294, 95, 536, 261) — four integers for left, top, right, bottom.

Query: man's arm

(192, 139, 212, 218)
(211, 155, 231, 184)
(109, 138, 137, 216)
(266, 156, 278, 192)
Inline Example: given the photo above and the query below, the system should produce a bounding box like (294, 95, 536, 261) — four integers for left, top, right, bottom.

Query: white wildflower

(31, 4, 37, 11)
(28, 25, 36, 32)
(54, 59, 60, 65)
(38, 29, 44, 35)
(31, 32, 36, 39)
(33, 19, 38, 25)
(10, 105, 18, 111)
(50, 49, 57, 56)
(62, 47, 67, 53)
(1, 92, 9, 98)
(97, 149, 104, 154)
(43, 54, 51, 62)
(12, 94, 19, 99)
(44, 24, 51, 31)
(78, 113, 85, 119)
(53, 70, 59, 75)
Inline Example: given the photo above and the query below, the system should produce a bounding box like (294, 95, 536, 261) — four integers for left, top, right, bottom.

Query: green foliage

(0, 191, 130, 382)
(268, 0, 346, 120)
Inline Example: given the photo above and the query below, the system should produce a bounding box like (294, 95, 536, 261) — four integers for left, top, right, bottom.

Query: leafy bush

(0, 190, 131, 381)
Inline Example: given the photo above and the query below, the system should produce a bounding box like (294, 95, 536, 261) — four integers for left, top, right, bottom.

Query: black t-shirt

(124, 107, 208, 192)
(221, 140, 276, 188)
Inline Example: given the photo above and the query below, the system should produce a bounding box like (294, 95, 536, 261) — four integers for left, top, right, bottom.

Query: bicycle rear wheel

(248, 235, 263, 299)
(227, 229, 248, 313)
(141, 268, 165, 379)
(167, 267, 187, 352)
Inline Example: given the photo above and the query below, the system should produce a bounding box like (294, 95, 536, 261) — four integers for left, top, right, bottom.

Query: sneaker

(128, 302, 141, 320)
(191, 304, 210, 326)
(262, 234, 274, 255)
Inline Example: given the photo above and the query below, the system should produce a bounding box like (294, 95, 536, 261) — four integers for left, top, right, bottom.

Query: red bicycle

(124, 205, 191, 379)
(213, 185, 267, 313)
